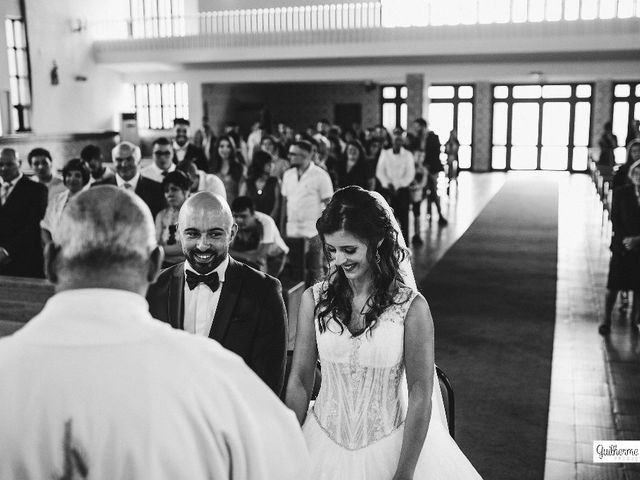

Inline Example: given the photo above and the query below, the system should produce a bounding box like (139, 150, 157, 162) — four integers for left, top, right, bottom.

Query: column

(406, 73, 424, 125)
(473, 82, 492, 172)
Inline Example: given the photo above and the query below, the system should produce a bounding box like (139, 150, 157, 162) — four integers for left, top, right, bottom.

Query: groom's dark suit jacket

(146, 258, 288, 396)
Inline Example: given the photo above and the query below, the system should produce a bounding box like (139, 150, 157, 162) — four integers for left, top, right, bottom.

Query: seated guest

(0, 186, 309, 479)
(230, 196, 289, 277)
(241, 150, 281, 221)
(93, 141, 165, 219)
(0, 148, 48, 278)
(172, 117, 208, 172)
(155, 171, 190, 267)
(41, 158, 91, 244)
(147, 192, 288, 396)
(176, 159, 226, 199)
(141, 137, 176, 182)
(28, 147, 66, 202)
(80, 144, 113, 184)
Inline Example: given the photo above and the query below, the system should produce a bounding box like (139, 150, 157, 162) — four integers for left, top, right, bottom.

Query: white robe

(0, 288, 309, 480)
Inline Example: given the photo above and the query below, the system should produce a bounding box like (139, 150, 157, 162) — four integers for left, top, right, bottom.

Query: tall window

(129, 0, 185, 38)
(128, 82, 188, 129)
(427, 85, 474, 170)
(491, 83, 592, 171)
(5, 17, 31, 132)
(611, 81, 640, 164)
(380, 85, 407, 132)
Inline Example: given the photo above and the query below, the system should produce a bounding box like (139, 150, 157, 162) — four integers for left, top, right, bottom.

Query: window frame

(129, 81, 189, 130)
(379, 84, 407, 131)
(129, 0, 185, 38)
(490, 82, 594, 172)
(5, 17, 33, 133)
(611, 80, 640, 164)
(428, 84, 475, 171)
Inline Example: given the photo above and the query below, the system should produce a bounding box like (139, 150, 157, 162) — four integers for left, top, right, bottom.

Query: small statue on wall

(50, 61, 59, 86)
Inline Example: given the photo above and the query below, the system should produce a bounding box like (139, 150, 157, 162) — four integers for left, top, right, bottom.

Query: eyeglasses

(115, 156, 135, 162)
(154, 151, 172, 156)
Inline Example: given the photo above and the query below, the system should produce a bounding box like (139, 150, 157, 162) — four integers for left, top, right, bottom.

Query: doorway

(491, 84, 593, 172)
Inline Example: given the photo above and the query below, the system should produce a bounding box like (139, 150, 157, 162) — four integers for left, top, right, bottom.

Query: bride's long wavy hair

(315, 186, 409, 335)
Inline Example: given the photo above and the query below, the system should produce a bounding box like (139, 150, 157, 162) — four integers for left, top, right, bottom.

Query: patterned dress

(303, 282, 482, 479)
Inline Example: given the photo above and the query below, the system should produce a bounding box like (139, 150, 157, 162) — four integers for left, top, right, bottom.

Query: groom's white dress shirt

(184, 256, 228, 336)
(0, 288, 309, 480)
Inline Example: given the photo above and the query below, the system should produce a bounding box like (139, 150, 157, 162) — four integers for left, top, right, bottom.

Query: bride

(285, 186, 482, 479)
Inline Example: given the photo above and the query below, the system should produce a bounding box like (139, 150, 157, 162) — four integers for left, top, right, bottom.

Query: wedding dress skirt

(303, 283, 482, 480)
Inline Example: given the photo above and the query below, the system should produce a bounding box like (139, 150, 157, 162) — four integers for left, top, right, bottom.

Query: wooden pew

(0, 276, 54, 337)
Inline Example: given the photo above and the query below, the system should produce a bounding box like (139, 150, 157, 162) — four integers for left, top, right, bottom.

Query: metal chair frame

(436, 365, 456, 439)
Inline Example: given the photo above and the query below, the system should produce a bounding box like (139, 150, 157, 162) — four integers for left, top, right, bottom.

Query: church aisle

(410, 171, 640, 480)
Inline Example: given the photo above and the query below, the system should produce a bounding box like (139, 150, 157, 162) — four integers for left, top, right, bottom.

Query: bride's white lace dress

(303, 282, 482, 480)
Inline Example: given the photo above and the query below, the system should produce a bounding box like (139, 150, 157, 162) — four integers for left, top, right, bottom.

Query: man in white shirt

(28, 147, 66, 202)
(375, 127, 415, 243)
(147, 192, 288, 396)
(0, 186, 309, 480)
(141, 137, 176, 183)
(281, 140, 333, 286)
(230, 195, 289, 277)
(176, 159, 227, 199)
(80, 144, 114, 185)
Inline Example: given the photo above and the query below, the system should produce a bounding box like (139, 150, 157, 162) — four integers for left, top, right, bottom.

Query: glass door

(612, 82, 640, 164)
(491, 83, 592, 171)
(427, 85, 474, 170)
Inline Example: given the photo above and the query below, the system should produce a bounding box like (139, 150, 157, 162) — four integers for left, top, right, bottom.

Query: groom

(147, 192, 288, 396)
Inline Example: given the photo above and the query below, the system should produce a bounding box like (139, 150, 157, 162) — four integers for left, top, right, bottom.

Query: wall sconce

(529, 71, 545, 84)
(69, 18, 87, 33)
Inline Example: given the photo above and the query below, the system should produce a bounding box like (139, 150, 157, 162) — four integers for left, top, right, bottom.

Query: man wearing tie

(141, 137, 176, 183)
(146, 192, 288, 396)
(0, 148, 48, 277)
(93, 141, 165, 219)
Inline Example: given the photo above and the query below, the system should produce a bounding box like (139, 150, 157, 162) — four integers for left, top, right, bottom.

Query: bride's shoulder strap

(390, 285, 419, 324)
(311, 280, 328, 304)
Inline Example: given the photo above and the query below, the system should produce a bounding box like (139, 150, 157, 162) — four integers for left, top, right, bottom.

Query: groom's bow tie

(185, 270, 220, 292)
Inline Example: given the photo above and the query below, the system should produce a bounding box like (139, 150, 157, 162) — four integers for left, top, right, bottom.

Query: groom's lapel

(209, 258, 242, 342)
(169, 264, 185, 330)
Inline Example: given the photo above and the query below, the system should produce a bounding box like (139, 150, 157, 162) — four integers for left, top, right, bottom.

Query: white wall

(23, 0, 128, 134)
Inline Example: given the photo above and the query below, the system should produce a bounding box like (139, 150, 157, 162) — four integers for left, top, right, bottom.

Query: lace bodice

(311, 282, 417, 450)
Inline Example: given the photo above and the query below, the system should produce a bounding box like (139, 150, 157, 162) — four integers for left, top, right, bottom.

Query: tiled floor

(411, 172, 640, 480)
(544, 173, 640, 480)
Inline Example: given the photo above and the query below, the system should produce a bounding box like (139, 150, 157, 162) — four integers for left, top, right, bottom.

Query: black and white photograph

(0, 0, 639, 479)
